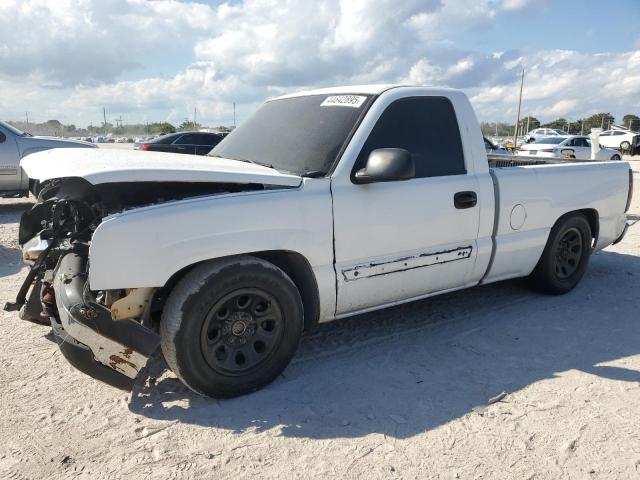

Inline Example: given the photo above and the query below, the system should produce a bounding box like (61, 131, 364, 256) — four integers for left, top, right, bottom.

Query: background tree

(178, 120, 200, 131)
(542, 118, 568, 130)
(622, 114, 640, 131)
(147, 122, 176, 134)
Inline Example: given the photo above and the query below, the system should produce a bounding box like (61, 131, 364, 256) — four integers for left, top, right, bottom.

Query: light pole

(512, 68, 525, 148)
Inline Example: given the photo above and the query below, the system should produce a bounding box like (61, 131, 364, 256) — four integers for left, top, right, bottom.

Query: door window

(175, 134, 197, 145)
(195, 134, 221, 146)
(355, 97, 465, 178)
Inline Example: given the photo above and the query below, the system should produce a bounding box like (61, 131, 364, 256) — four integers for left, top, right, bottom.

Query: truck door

(331, 96, 481, 315)
(0, 126, 22, 192)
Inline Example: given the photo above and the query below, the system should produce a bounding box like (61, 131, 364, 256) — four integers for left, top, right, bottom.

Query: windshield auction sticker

(321, 95, 367, 108)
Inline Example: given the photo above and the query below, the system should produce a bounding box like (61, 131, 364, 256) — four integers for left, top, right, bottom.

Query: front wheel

(611, 154, 621, 161)
(528, 214, 592, 295)
(160, 256, 303, 398)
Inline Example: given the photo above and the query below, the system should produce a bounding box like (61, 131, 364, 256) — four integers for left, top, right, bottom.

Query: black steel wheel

(528, 213, 592, 295)
(161, 256, 303, 398)
(553, 227, 583, 279)
(200, 288, 284, 375)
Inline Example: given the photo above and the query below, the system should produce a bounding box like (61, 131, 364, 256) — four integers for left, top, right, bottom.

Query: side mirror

(354, 148, 415, 184)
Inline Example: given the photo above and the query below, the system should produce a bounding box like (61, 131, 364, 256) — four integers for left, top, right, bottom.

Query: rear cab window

(353, 96, 466, 179)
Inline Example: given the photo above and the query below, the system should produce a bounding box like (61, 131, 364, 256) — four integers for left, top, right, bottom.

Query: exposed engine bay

(8, 177, 266, 325)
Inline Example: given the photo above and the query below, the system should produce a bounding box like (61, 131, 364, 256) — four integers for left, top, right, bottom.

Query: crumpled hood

(20, 148, 302, 187)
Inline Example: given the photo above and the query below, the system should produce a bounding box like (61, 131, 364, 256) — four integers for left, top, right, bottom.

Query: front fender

(88, 179, 334, 291)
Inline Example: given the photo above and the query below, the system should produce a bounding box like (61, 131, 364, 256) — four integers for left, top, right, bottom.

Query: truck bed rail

(488, 154, 590, 168)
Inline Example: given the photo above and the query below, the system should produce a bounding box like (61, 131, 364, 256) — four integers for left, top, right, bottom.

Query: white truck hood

(20, 148, 302, 187)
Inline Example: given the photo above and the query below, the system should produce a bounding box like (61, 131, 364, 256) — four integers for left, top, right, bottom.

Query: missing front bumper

(52, 252, 160, 388)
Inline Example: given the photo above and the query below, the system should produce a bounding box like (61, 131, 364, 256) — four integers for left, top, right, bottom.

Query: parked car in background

(0, 120, 96, 198)
(598, 129, 640, 153)
(134, 131, 224, 155)
(517, 136, 621, 161)
(525, 128, 566, 143)
(11, 85, 632, 398)
(484, 137, 511, 155)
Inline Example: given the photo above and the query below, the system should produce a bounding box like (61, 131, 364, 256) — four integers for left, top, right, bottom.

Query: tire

(160, 255, 303, 398)
(611, 154, 621, 161)
(620, 141, 631, 151)
(528, 214, 592, 295)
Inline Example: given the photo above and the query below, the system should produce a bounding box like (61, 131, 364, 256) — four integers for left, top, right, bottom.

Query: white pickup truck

(7, 85, 632, 397)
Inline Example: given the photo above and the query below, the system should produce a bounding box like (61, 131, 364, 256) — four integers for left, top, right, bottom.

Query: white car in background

(597, 129, 639, 152)
(517, 136, 622, 161)
(525, 128, 566, 143)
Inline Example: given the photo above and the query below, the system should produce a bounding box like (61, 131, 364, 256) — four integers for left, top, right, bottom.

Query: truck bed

(482, 158, 630, 284)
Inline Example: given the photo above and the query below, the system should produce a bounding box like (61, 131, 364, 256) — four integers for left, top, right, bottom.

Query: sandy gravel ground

(1, 167, 639, 479)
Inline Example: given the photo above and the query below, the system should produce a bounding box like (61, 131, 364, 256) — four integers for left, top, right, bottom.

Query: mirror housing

(354, 148, 415, 184)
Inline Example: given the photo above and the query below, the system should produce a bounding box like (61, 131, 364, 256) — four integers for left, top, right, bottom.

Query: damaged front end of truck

(4, 176, 272, 389)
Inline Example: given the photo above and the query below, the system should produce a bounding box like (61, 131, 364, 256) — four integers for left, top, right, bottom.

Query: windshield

(0, 120, 27, 136)
(533, 137, 565, 144)
(209, 94, 372, 176)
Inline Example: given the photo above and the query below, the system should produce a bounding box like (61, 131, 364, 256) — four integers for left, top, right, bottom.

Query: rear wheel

(160, 256, 303, 398)
(620, 141, 631, 151)
(528, 214, 592, 295)
(611, 154, 621, 161)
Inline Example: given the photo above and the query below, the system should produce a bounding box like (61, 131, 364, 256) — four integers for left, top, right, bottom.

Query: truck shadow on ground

(0, 200, 32, 220)
(129, 249, 640, 440)
(0, 245, 23, 276)
(0, 201, 33, 276)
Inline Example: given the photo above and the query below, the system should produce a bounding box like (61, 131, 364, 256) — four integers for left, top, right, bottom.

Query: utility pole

(193, 107, 197, 129)
(512, 68, 525, 149)
(103, 107, 107, 134)
(25, 112, 29, 125)
(526, 116, 530, 135)
(581, 120, 584, 135)
(495, 122, 498, 137)
(233, 102, 236, 128)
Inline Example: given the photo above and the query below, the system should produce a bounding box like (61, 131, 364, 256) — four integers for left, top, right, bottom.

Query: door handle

(454, 191, 477, 209)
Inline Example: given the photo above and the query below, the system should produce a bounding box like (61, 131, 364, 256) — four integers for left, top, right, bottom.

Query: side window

(198, 134, 221, 146)
(613, 131, 625, 136)
(0, 130, 5, 143)
(175, 134, 197, 144)
(355, 97, 465, 179)
(600, 131, 611, 137)
(575, 138, 589, 147)
(484, 138, 493, 153)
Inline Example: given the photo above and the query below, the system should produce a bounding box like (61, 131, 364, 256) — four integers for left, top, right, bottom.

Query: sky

(0, 0, 639, 128)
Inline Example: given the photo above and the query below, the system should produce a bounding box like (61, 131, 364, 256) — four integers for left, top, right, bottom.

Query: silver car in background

(0, 121, 96, 198)
(517, 135, 622, 161)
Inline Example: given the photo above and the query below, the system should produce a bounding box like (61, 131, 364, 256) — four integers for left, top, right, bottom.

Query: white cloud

(0, 0, 638, 126)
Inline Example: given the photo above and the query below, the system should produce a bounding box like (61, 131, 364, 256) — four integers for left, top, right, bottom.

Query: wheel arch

(158, 250, 320, 332)
(547, 208, 599, 249)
